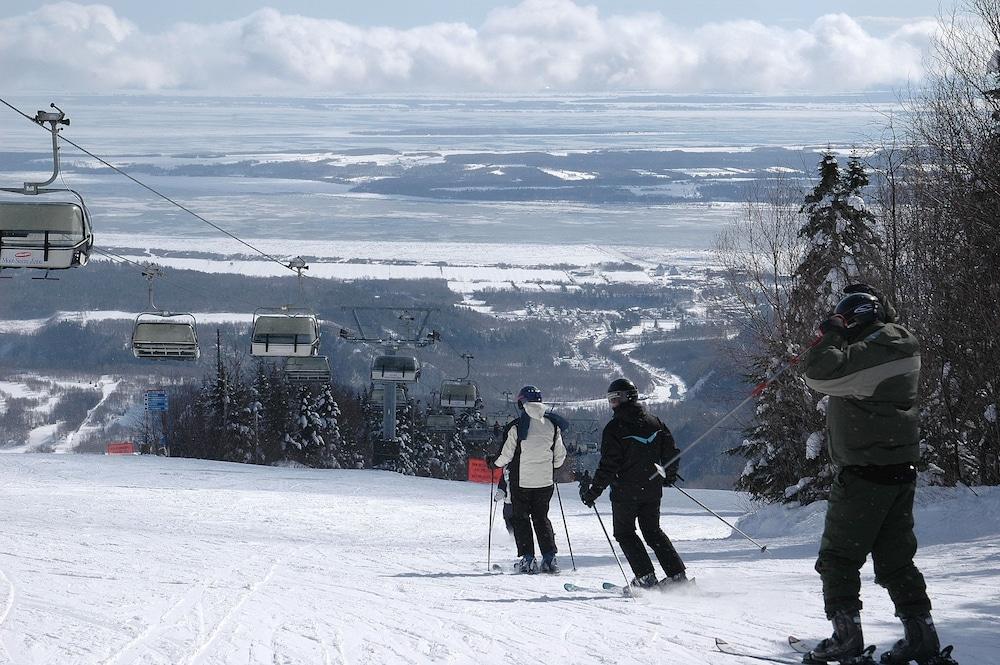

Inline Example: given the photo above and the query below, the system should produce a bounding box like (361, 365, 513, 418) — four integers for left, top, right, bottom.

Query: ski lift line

(0, 97, 295, 276)
(435, 334, 515, 417)
(90, 247, 262, 313)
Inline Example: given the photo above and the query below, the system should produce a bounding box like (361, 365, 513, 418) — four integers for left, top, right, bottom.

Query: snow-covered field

(91, 233, 718, 295)
(0, 455, 995, 664)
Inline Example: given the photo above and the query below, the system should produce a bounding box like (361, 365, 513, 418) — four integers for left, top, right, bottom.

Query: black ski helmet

(516, 385, 543, 410)
(606, 378, 639, 406)
(834, 292, 883, 330)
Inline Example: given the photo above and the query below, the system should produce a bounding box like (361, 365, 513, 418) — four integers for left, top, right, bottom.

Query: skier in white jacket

(490, 386, 567, 574)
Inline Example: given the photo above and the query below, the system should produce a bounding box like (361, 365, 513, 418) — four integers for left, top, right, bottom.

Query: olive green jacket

(802, 322, 921, 467)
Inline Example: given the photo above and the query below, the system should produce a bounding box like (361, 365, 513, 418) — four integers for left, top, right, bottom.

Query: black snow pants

(612, 499, 685, 579)
(510, 485, 556, 557)
(816, 470, 930, 619)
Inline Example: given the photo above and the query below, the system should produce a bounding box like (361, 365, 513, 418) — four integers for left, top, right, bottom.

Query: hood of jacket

(523, 401, 547, 421)
(612, 402, 646, 425)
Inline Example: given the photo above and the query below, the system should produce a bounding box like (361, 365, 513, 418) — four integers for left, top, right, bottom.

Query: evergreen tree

(308, 383, 343, 469)
(732, 153, 882, 503)
(255, 362, 293, 463)
(284, 386, 327, 465)
(333, 388, 368, 469)
(440, 431, 469, 480)
(226, 373, 256, 464)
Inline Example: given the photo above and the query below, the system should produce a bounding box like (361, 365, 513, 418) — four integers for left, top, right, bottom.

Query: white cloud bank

(0, 1, 937, 94)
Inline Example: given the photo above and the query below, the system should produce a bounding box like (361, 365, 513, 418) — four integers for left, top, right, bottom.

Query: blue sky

(0, 1, 946, 94)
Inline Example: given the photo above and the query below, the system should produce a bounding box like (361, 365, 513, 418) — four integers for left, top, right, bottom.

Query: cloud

(0, 1, 938, 94)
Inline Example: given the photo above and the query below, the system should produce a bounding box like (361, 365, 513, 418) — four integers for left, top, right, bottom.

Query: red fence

(106, 442, 136, 455)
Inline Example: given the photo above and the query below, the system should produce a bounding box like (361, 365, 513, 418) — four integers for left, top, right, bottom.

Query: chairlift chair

(0, 199, 94, 271)
(284, 356, 331, 383)
(0, 106, 94, 274)
(426, 413, 456, 432)
(371, 385, 408, 407)
(131, 313, 200, 360)
(440, 380, 479, 409)
(251, 308, 321, 357)
(371, 355, 420, 383)
(462, 423, 494, 443)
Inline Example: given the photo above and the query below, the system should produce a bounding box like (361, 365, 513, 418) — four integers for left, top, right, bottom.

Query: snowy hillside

(0, 456, 995, 664)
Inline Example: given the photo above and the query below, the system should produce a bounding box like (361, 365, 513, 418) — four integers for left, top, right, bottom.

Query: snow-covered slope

(0, 456, 995, 664)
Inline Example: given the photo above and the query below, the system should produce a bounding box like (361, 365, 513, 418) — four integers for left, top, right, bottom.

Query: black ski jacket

(591, 403, 679, 503)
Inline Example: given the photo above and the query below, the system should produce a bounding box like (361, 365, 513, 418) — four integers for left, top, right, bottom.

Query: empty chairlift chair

(0, 199, 93, 270)
(0, 107, 94, 274)
(251, 310, 320, 357)
(440, 381, 479, 409)
(371, 385, 407, 407)
(285, 356, 331, 384)
(371, 355, 420, 383)
(426, 413, 456, 432)
(131, 313, 200, 361)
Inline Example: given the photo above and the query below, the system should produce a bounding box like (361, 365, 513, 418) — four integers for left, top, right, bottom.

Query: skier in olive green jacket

(800, 285, 957, 665)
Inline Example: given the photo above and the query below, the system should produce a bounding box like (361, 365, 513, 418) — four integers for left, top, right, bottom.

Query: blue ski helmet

(516, 385, 543, 410)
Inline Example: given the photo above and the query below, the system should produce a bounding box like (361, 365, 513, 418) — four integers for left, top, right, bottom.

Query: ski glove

(661, 465, 679, 486)
(819, 315, 847, 336)
(494, 488, 506, 502)
(579, 485, 602, 507)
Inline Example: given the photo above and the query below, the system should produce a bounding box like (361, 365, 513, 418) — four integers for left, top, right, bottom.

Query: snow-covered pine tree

(226, 372, 257, 464)
(440, 430, 469, 480)
(332, 388, 368, 469)
(198, 332, 256, 463)
(283, 386, 327, 466)
(408, 423, 439, 477)
(734, 152, 882, 503)
(308, 383, 343, 469)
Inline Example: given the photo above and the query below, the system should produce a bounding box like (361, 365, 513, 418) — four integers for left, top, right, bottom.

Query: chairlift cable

(435, 334, 513, 417)
(4, 97, 328, 323)
(0, 96, 297, 275)
(91, 247, 261, 313)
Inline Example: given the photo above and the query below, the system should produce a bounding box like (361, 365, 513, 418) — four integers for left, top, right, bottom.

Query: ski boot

(629, 572, 658, 589)
(803, 610, 871, 664)
(657, 570, 693, 590)
(539, 553, 559, 574)
(880, 614, 956, 665)
(924, 646, 959, 665)
(515, 555, 538, 574)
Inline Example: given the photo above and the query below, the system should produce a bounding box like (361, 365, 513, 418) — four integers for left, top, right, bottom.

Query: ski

(564, 583, 597, 593)
(801, 645, 878, 665)
(599, 582, 636, 596)
(788, 637, 809, 654)
(713, 638, 801, 664)
(565, 582, 629, 596)
(602, 578, 695, 594)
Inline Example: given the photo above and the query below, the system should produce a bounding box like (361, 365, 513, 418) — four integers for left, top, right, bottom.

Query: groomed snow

(0, 456, 994, 664)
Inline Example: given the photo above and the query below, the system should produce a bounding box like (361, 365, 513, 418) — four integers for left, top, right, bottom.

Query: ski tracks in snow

(101, 547, 314, 665)
(0, 565, 15, 664)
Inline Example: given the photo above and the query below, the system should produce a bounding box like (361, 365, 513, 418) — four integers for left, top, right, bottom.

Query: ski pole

(488, 465, 498, 571)
(675, 484, 767, 552)
(592, 505, 632, 593)
(959, 479, 980, 497)
(553, 479, 576, 571)
(656, 334, 824, 474)
(649, 463, 767, 551)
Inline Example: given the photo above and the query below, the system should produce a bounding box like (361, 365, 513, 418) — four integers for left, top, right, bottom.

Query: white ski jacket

(494, 403, 567, 489)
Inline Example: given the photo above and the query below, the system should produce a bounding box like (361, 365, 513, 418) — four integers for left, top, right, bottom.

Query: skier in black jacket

(579, 378, 688, 589)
